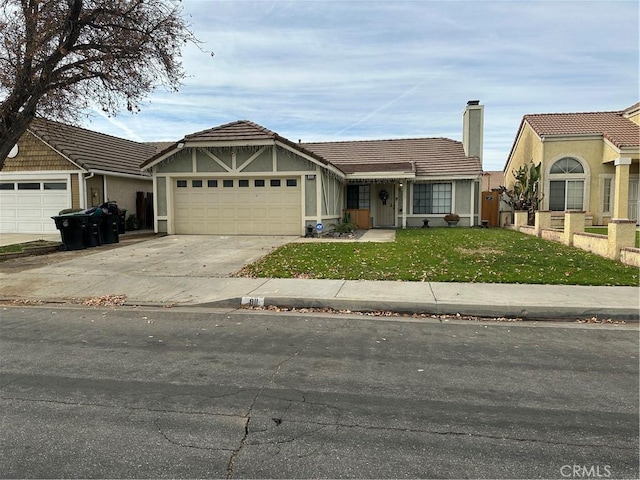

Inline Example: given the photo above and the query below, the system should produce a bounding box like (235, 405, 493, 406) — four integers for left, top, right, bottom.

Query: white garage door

(0, 180, 70, 233)
(173, 177, 302, 235)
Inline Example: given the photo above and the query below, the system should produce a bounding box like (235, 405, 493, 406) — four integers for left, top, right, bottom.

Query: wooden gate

(481, 191, 499, 227)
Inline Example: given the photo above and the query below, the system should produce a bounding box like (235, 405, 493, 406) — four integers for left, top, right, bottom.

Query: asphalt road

(1, 305, 638, 479)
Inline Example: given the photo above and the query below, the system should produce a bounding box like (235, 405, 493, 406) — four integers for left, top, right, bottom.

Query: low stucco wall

(620, 247, 640, 268)
(541, 229, 562, 242)
(509, 215, 637, 267)
(573, 232, 608, 257)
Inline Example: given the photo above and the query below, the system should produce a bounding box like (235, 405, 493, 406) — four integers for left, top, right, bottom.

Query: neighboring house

(504, 102, 640, 225)
(141, 101, 484, 235)
(0, 118, 156, 234)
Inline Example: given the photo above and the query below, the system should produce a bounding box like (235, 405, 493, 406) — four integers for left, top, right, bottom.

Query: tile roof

(184, 120, 281, 142)
(28, 118, 157, 176)
(142, 120, 482, 177)
(142, 120, 330, 169)
(523, 110, 639, 148)
(302, 137, 482, 177)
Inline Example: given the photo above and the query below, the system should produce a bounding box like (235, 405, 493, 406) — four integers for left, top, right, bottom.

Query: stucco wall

(504, 123, 543, 190)
(572, 232, 609, 257)
(276, 146, 315, 172)
(105, 176, 152, 216)
(305, 175, 317, 216)
(157, 150, 192, 173)
(620, 247, 640, 267)
(86, 175, 104, 207)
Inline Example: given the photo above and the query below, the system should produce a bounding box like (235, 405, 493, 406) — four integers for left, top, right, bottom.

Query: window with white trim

(548, 157, 586, 211)
(413, 183, 452, 214)
(602, 176, 613, 214)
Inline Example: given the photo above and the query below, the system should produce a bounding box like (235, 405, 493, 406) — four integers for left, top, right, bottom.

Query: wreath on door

(378, 189, 389, 205)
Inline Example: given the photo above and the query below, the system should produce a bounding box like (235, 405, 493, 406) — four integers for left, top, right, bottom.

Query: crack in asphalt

(3, 392, 634, 453)
(226, 352, 298, 479)
(153, 417, 236, 452)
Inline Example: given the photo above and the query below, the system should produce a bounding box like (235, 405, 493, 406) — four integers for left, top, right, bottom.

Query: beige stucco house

(141, 102, 485, 236)
(0, 118, 155, 234)
(504, 102, 640, 226)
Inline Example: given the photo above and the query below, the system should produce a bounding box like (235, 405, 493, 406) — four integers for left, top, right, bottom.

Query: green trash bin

(52, 214, 87, 251)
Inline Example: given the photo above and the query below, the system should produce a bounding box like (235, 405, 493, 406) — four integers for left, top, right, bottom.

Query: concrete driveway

(29, 235, 296, 278)
(0, 235, 298, 305)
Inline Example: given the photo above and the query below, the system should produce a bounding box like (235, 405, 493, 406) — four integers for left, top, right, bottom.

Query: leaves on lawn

(236, 229, 638, 286)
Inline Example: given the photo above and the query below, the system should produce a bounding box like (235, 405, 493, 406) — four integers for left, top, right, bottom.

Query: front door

(375, 183, 395, 227)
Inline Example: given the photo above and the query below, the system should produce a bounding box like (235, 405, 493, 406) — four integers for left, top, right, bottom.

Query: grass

(585, 227, 640, 248)
(237, 228, 639, 286)
(0, 240, 60, 255)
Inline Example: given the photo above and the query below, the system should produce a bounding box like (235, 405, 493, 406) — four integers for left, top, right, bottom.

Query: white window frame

(600, 174, 614, 215)
(545, 156, 589, 211)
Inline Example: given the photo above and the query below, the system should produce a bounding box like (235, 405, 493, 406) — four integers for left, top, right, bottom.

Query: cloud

(80, 0, 639, 171)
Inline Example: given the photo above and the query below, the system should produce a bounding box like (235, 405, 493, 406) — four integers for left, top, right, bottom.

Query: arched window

(548, 157, 586, 211)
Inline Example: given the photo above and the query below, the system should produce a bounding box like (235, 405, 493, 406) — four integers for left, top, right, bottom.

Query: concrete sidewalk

(1, 271, 637, 320)
(0, 230, 637, 320)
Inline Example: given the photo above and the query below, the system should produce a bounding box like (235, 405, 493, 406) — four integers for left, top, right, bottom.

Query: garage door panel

(0, 182, 69, 234)
(173, 177, 301, 235)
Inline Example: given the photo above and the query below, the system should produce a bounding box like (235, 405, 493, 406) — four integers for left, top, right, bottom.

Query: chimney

(462, 100, 484, 163)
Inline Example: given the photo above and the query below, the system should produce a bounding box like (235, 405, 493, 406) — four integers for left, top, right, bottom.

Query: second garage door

(173, 177, 302, 235)
(0, 180, 70, 233)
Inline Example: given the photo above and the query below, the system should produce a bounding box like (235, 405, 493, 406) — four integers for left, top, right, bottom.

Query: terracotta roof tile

(28, 118, 157, 176)
(523, 111, 639, 148)
(302, 137, 482, 177)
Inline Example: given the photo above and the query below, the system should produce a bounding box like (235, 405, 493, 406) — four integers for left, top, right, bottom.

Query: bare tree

(0, 0, 199, 166)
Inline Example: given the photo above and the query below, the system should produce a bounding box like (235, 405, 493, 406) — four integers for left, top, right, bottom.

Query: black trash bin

(118, 209, 127, 234)
(84, 214, 103, 247)
(52, 214, 88, 250)
(101, 213, 120, 244)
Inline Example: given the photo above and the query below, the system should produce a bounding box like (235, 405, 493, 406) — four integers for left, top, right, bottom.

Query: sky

(84, 0, 639, 172)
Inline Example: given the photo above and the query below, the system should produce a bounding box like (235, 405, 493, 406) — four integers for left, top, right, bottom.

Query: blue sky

(86, 0, 639, 171)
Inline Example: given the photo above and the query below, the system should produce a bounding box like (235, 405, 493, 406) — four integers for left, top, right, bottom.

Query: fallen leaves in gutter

(83, 294, 126, 306)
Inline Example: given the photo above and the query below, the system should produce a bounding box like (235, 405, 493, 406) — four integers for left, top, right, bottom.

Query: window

(18, 182, 40, 190)
(254, 179, 265, 187)
(44, 182, 66, 190)
(239, 179, 249, 187)
(192, 180, 203, 188)
(270, 179, 281, 187)
(176, 180, 187, 188)
(347, 184, 370, 209)
(548, 157, 586, 211)
(286, 179, 297, 187)
(550, 158, 584, 174)
(207, 180, 218, 188)
(602, 177, 613, 213)
(223, 180, 233, 187)
(0, 183, 15, 190)
(413, 183, 452, 214)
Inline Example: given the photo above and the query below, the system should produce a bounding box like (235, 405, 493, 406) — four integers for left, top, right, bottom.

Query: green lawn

(585, 227, 640, 248)
(237, 228, 639, 286)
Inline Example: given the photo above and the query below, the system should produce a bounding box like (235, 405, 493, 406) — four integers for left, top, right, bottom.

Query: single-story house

(504, 102, 640, 226)
(0, 118, 156, 234)
(141, 101, 485, 236)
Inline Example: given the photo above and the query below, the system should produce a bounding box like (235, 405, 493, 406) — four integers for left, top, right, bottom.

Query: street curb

(193, 296, 640, 321)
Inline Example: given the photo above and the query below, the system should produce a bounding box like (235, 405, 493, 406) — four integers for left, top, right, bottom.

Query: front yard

(237, 228, 639, 286)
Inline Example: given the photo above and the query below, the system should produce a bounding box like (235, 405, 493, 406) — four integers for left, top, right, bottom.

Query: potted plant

(444, 213, 460, 226)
